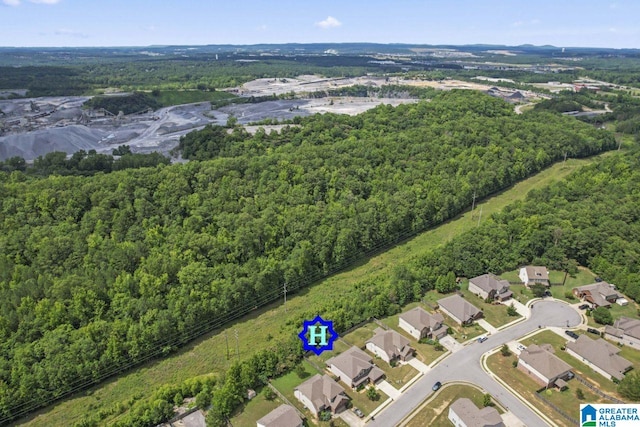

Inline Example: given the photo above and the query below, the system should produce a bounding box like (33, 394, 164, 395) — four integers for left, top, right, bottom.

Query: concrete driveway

(477, 319, 499, 334)
(439, 335, 464, 353)
(370, 300, 582, 427)
(407, 357, 430, 374)
(339, 408, 364, 427)
(377, 380, 401, 400)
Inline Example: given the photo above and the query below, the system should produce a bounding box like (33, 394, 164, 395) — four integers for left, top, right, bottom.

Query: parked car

(353, 407, 364, 418)
(595, 277, 603, 282)
(544, 290, 552, 297)
(432, 381, 442, 391)
(578, 304, 590, 310)
(587, 328, 601, 335)
(565, 330, 579, 339)
(517, 344, 526, 352)
(477, 336, 488, 343)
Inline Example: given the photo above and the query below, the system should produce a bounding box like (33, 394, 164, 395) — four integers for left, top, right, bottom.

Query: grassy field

(586, 301, 640, 327)
(230, 388, 288, 427)
(405, 384, 500, 427)
(17, 154, 614, 426)
(152, 89, 237, 107)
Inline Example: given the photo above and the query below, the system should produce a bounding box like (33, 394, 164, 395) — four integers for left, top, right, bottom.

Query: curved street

(370, 300, 582, 427)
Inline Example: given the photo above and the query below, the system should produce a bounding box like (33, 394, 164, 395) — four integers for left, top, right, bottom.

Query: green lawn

(459, 281, 522, 328)
(419, 292, 486, 341)
(499, 267, 597, 304)
(270, 361, 321, 421)
(152, 89, 237, 107)
(346, 385, 389, 417)
(586, 301, 640, 327)
(486, 353, 573, 427)
(520, 330, 627, 399)
(405, 384, 500, 427)
(341, 323, 379, 349)
(230, 388, 289, 427)
(20, 155, 613, 427)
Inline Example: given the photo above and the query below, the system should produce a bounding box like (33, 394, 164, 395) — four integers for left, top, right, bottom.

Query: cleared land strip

(18, 154, 613, 427)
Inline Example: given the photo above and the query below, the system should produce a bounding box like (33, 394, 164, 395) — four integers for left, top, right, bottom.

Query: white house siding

(294, 390, 318, 417)
(448, 407, 466, 427)
(399, 317, 422, 340)
(439, 305, 463, 325)
(329, 365, 353, 388)
(365, 342, 391, 364)
(518, 268, 528, 284)
(566, 348, 614, 381)
(468, 281, 489, 300)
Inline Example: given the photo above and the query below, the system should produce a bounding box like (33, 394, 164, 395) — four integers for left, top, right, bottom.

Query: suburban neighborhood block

(294, 374, 349, 418)
(517, 344, 573, 388)
(573, 282, 625, 308)
(365, 327, 414, 364)
(325, 346, 385, 388)
(604, 317, 640, 347)
(448, 397, 505, 427)
(518, 266, 549, 287)
(256, 404, 303, 427)
(468, 274, 513, 301)
(565, 335, 633, 381)
(437, 294, 483, 326)
(399, 307, 447, 340)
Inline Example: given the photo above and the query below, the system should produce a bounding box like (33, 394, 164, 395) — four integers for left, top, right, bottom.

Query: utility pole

(234, 329, 239, 358)
(225, 330, 230, 360)
(477, 207, 483, 227)
(284, 282, 287, 313)
(562, 152, 567, 167)
(471, 190, 477, 214)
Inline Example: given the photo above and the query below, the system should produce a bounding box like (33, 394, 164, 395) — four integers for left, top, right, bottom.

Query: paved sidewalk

(377, 380, 401, 399)
(478, 319, 499, 334)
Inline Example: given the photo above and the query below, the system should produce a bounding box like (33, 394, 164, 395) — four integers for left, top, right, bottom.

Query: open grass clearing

(586, 301, 640, 328)
(152, 89, 237, 107)
(229, 388, 288, 427)
(405, 384, 501, 427)
(18, 154, 614, 427)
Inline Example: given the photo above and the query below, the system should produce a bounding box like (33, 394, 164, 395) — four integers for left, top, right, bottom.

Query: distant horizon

(1, 0, 639, 49)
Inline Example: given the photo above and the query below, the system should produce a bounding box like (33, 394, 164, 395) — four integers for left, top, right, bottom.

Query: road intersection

(369, 300, 582, 427)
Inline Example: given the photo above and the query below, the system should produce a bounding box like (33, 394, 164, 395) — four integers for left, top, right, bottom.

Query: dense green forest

(82, 92, 162, 115)
(0, 91, 615, 423)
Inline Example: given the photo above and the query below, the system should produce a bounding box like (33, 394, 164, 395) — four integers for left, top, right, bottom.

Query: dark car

(578, 304, 590, 310)
(565, 330, 579, 339)
(477, 336, 488, 343)
(595, 277, 603, 282)
(432, 381, 442, 391)
(587, 328, 601, 335)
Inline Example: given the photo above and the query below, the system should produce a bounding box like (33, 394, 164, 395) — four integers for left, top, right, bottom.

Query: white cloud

(257, 24, 267, 31)
(30, 0, 62, 3)
(3, 0, 61, 4)
(2, 0, 21, 5)
(54, 28, 89, 38)
(315, 16, 342, 29)
(511, 21, 524, 27)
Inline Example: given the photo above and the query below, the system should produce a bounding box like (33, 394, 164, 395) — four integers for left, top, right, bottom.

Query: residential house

(566, 335, 633, 381)
(326, 346, 385, 389)
(294, 374, 349, 418)
(399, 307, 447, 340)
(573, 282, 624, 308)
(468, 274, 512, 301)
(173, 410, 206, 427)
(519, 266, 550, 287)
(365, 327, 414, 364)
(256, 404, 303, 427)
(437, 294, 483, 325)
(517, 344, 573, 388)
(448, 398, 505, 427)
(605, 317, 640, 348)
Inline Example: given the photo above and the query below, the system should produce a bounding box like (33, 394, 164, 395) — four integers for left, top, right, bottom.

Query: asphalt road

(370, 300, 581, 427)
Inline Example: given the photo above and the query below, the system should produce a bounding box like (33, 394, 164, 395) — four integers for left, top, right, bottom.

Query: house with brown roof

(517, 344, 573, 388)
(448, 398, 505, 427)
(365, 327, 414, 364)
(468, 274, 512, 301)
(437, 294, 483, 325)
(604, 317, 640, 348)
(519, 266, 550, 287)
(399, 307, 447, 340)
(294, 374, 349, 418)
(256, 404, 303, 427)
(573, 282, 624, 308)
(566, 335, 633, 381)
(326, 346, 384, 389)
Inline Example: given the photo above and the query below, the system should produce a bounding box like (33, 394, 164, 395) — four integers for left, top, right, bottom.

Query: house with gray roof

(256, 404, 303, 427)
(294, 374, 348, 418)
(566, 335, 632, 381)
(448, 398, 505, 427)
(326, 346, 384, 389)
(517, 344, 572, 388)
(573, 282, 624, 308)
(365, 327, 414, 364)
(605, 317, 640, 348)
(399, 307, 447, 340)
(519, 266, 550, 287)
(468, 274, 512, 301)
(437, 294, 483, 325)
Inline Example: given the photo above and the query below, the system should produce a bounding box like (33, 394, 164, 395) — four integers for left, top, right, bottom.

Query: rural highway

(370, 300, 581, 427)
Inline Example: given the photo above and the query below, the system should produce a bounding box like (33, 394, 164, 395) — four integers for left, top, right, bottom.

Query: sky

(1, 0, 639, 49)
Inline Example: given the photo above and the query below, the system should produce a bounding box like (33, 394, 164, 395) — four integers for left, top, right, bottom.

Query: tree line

(0, 91, 615, 423)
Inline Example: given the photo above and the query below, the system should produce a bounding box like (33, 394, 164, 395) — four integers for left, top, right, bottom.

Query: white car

(517, 344, 526, 351)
